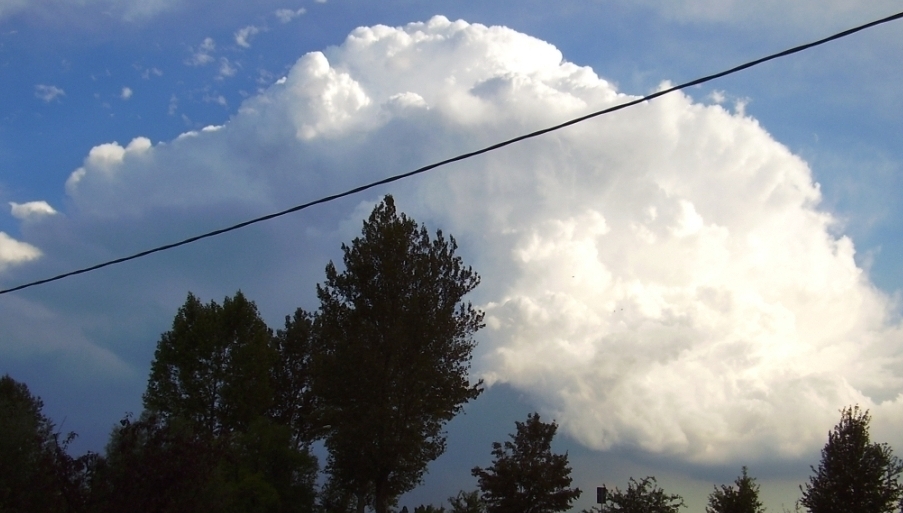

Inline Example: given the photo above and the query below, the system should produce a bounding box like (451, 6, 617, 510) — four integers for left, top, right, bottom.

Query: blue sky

(2, 1, 903, 511)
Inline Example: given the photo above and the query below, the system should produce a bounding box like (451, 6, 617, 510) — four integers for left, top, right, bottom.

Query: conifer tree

(472, 413, 581, 513)
(707, 467, 765, 513)
(312, 195, 484, 513)
(800, 406, 903, 513)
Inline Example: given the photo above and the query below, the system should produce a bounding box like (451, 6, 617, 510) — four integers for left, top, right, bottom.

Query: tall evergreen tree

(800, 406, 903, 513)
(707, 467, 765, 513)
(312, 195, 484, 513)
(472, 413, 582, 513)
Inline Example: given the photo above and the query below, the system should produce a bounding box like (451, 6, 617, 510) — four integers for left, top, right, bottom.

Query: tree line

(2, 196, 903, 513)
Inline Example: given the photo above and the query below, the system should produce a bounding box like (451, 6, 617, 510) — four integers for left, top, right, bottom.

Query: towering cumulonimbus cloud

(14, 16, 903, 465)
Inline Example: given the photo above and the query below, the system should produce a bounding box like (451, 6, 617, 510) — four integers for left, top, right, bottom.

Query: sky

(2, 1, 903, 511)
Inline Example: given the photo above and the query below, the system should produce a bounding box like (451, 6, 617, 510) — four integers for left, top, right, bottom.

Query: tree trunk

(374, 478, 390, 513)
(356, 491, 366, 513)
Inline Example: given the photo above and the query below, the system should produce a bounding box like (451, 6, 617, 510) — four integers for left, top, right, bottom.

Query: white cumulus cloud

(0, 232, 41, 272)
(15, 16, 903, 467)
(9, 201, 57, 220)
(65, 137, 152, 204)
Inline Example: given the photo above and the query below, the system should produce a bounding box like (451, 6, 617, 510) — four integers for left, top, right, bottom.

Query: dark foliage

(473, 413, 581, 513)
(312, 195, 484, 513)
(706, 467, 765, 513)
(96, 291, 318, 513)
(271, 308, 318, 449)
(143, 291, 276, 437)
(97, 412, 317, 513)
(413, 505, 446, 513)
(584, 476, 684, 513)
(800, 406, 903, 513)
(0, 374, 98, 513)
(447, 490, 485, 513)
(96, 413, 224, 513)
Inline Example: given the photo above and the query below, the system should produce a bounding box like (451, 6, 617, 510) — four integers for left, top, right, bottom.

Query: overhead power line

(2, 10, 902, 296)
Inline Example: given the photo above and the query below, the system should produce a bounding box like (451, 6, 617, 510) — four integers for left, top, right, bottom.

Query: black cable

(2, 10, 901, 296)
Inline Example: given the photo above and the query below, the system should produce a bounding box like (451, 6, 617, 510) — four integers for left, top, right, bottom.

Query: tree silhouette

(584, 476, 684, 513)
(143, 291, 276, 437)
(271, 307, 318, 449)
(472, 413, 581, 513)
(800, 406, 903, 513)
(104, 291, 318, 513)
(98, 413, 224, 513)
(312, 195, 484, 513)
(0, 374, 96, 513)
(448, 490, 485, 513)
(706, 467, 765, 513)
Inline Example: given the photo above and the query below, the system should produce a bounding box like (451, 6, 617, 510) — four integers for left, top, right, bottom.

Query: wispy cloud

(218, 58, 237, 79)
(234, 25, 262, 48)
(120, 87, 133, 100)
(34, 84, 65, 102)
(629, 0, 901, 29)
(140, 67, 163, 79)
(185, 37, 215, 66)
(274, 8, 305, 23)
(202, 93, 227, 106)
(1, 0, 187, 23)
